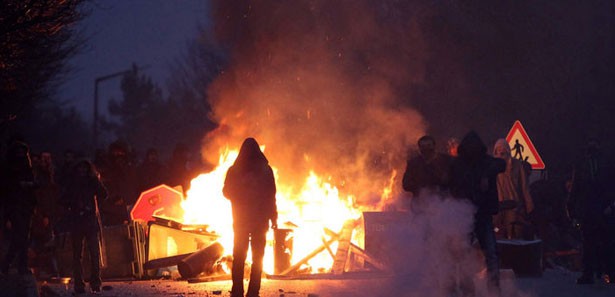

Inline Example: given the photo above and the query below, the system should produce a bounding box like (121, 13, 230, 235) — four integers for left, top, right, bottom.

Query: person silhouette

(223, 138, 278, 297)
(512, 139, 524, 160)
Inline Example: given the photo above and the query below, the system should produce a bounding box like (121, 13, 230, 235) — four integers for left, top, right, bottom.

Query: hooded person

(493, 139, 535, 239)
(60, 159, 107, 294)
(450, 131, 505, 294)
(223, 138, 277, 297)
(0, 141, 37, 275)
(568, 138, 615, 284)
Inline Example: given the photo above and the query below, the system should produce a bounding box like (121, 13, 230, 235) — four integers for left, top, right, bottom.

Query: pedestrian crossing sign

(505, 120, 546, 170)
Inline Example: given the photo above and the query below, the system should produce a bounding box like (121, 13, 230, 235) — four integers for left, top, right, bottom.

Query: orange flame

(182, 144, 368, 274)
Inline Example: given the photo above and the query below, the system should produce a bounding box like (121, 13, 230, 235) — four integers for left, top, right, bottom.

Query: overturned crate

(55, 221, 147, 280)
(101, 221, 147, 279)
(144, 218, 220, 272)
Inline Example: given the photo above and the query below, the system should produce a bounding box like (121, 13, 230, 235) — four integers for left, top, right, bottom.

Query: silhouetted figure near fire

(223, 138, 278, 297)
(137, 148, 166, 193)
(31, 151, 61, 277)
(402, 135, 452, 211)
(60, 160, 107, 294)
(450, 131, 505, 294)
(568, 138, 615, 284)
(33, 152, 60, 223)
(167, 143, 193, 193)
(0, 141, 37, 275)
(57, 149, 77, 190)
(98, 141, 135, 226)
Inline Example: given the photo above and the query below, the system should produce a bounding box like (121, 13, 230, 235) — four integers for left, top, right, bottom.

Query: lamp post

(92, 64, 148, 151)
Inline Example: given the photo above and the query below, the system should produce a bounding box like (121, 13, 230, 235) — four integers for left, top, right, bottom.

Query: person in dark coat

(137, 148, 166, 193)
(167, 143, 193, 193)
(56, 149, 77, 190)
(31, 151, 61, 277)
(568, 138, 615, 284)
(449, 131, 505, 293)
(223, 138, 277, 297)
(402, 135, 452, 212)
(60, 160, 107, 294)
(402, 135, 452, 195)
(605, 177, 615, 285)
(98, 141, 135, 226)
(0, 141, 37, 275)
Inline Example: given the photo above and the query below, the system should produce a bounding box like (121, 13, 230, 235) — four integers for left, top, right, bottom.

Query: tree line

(1, 0, 225, 161)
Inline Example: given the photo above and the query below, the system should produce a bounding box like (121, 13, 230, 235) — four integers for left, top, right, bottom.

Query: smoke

(377, 196, 480, 297)
(365, 195, 531, 297)
(203, 0, 429, 205)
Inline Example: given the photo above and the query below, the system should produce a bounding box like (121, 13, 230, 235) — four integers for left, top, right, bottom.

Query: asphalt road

(15, 268, 612, 297)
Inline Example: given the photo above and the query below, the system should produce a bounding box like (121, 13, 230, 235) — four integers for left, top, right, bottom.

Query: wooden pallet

(277, 219, 387, 276)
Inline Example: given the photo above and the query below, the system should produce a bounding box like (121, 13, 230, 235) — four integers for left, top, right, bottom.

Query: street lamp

(92, 64, 148, 151)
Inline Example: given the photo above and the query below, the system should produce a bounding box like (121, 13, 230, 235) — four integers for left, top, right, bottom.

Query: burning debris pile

(136, 188, 389, 280)
(167, 0, 435, 278)
(133, 0, 449, 281)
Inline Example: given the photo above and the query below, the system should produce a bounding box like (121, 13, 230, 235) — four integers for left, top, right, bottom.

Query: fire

(181, 147, 237, 253)
(181, 144, 365, 274)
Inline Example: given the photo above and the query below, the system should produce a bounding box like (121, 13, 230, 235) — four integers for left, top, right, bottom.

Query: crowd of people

(1, 130, 614, 296)
(402, 131, 615, 294)
(0, 138, 204, 293)
(0, 135, 275, 296)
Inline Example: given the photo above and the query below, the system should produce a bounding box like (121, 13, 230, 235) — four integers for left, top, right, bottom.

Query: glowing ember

(182, 144, 366, 274)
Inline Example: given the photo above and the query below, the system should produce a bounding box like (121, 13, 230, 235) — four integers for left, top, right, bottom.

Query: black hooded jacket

(60, 160, 108, 233)
(0, 141, 37, 215)
(223, 138, 277, 232)
(450, 132, 505, 216)
(568, 149, 615, 223)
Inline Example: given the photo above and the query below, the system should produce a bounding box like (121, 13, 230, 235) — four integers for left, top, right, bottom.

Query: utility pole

(92, 64, 148, 152)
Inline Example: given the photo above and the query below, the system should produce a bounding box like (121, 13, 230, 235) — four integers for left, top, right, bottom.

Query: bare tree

(0, 0, 86, 119)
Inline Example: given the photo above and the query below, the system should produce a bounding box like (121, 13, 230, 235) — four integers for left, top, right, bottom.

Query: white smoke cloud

(368, 194, 533, 297)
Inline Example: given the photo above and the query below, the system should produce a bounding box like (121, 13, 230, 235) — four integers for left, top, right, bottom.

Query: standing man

(223, 138, 278, 297)
(402, 135, 452, 210)
(1, 141, 37, 275)
(493, 139, 535, 239)
(61, 160, 107, 294)
(167, 143, 194, 194)
(450, 131, 505, 294)
(137, 148, 166, 193)
(568, 138, 614, 284)
(98, 141, 135, 226)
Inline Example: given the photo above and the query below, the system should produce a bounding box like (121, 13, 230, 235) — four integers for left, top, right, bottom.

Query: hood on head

(493, 139, 510, 154)
(458, 131, 487, 161)
(493, 138, 512, 159)
(234, 137, 269, 167)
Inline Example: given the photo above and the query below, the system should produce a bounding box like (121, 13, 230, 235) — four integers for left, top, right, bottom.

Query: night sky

(411, 1, 615, 173)
(59, 1, 615, 176)
(60, 0, 209, 120)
